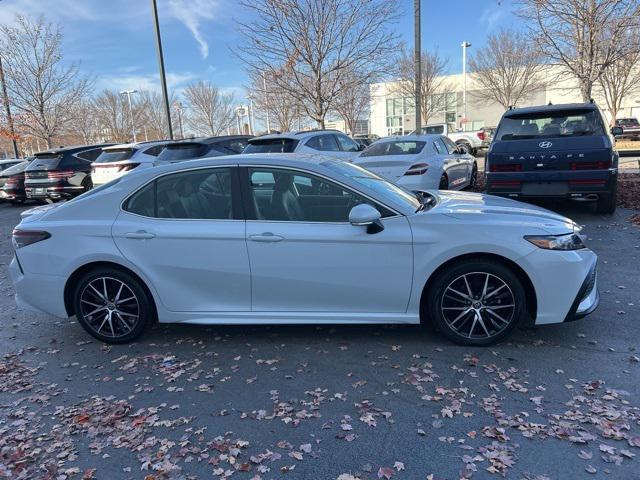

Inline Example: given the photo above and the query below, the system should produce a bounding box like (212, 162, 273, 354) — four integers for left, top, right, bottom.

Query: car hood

(427, 190, 578, 235)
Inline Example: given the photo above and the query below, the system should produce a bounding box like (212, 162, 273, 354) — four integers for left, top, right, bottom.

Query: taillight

(12, 229, 51, 249)
(5, 178, 18, 186)
(490, 163, 522, 172)
(47, 170, 74, 179)
(570, 161, 610, 170)
(119, 163, 139, 173)
(404, 163, 429, 176)
(477, 131, 485, 141)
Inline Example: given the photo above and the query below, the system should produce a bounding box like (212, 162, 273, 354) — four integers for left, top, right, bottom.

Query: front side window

(305, 135, 340, 152)
(336, 134, 360, 152)
(361, 141, 425, 157)
(248, 167, 391, 222)
(442, 137, 458, 154)
(124, 168, 233, 220)
(496, 109, 606, 141)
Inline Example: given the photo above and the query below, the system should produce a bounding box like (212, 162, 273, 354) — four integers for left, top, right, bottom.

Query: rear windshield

(94, 148, 135, 164)
(421, 125, 444, 134)
(361, 141, 426, 157)
(244, 138, 298, 153)
(496, 109, 605, 141)
(1, 161, 28, 175)
(156, 143, 205, 162)
(29, 153, 61, 169)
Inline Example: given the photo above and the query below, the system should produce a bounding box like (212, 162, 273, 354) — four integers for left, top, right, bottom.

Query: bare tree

(519, 0, 640, 101)
(66, 101, 99, 144)
(92, 90, 132, 143)
(333, 70, 369, 135)
(0, 15, 91, 148)
(394, 48, 450, 126)
(247, 71, 301, 132)
(236, 0, 399, 128)
(469, 28, 547, 110)
(138, 90, 177, 140)
(597, 32, 640, 124)
(182, 81, 235, 136)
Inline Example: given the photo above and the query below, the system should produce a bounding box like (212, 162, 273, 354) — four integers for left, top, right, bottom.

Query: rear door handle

(124, 231, 156, 240)
(249, 232, 284, 243)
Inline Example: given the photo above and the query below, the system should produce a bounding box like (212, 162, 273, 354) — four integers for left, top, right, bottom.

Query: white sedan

(355, 135, 477, 190)
(10, 155, 598, 346)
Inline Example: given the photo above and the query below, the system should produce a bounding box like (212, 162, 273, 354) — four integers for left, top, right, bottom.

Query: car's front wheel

(425, 259, 526, 346)
(73, 268, 154, 344)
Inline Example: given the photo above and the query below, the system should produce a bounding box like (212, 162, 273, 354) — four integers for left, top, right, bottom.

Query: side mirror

(611, 126, 623, 137)
(349, 204, 384, 234)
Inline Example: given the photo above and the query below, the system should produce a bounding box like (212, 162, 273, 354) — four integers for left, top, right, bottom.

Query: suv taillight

(570, 161, 610, 170)
(404, 163, 429, 176)
(12, 229, 51, 249)
(490, 163, 522, 172)
(477, 131, 485, 141)
(47, 170, 74, 179)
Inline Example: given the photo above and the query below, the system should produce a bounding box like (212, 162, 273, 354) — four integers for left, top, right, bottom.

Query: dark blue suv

(486, 102, 622, 213)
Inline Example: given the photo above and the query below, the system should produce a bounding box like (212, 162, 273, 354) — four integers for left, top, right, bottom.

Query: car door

(242, 166, 414, 313)
(441, 137, 468, 188)
(112, 166, 251, 312)
(434, 137, 457, 188)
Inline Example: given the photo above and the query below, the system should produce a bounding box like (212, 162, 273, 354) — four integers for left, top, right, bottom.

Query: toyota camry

(10, 154, 598, 346)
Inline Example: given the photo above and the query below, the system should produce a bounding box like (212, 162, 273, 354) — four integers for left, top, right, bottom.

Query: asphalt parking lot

(0, 200, 639, 480)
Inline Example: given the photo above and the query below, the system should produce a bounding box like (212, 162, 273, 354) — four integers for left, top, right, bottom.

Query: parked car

(354, 135, 477, 191)
(0, 158, 33, 204)
(485, 102, 620, 214)
(11, 155, 597, 346)
(480, 126, 496, 149)
(0, 158, 24, 172)
(244, 130, 364, 160)
(24, 145, 113, 203)
(414, 123, 485, 156)
(91, 140, 172, 187)
(353, 134, 380, 148)
(614, 117, 640, 140)
(155, 135, 251, 164)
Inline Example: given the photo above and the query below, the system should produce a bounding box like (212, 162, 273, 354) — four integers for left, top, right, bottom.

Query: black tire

(595, 180, 617, 214)
(82, 176, 93, 192)
(73, 268, 154, 344)
(456, 142, 471, 154)
(425, 259, 526, 346)
(468, 163, 478, 189)
(438, 174, 449, 190)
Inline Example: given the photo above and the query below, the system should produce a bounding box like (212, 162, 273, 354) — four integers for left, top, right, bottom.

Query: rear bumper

(0, 187, 26, 201)
(9, 256, 68, 318)
(486, 169, 616, 198)
(25, 184, 85, 200)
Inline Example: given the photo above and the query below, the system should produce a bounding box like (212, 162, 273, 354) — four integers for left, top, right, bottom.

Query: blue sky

(0, 0, 517, 102)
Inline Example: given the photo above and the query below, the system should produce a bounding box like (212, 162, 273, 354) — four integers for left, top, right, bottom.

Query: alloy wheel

(441, 272, 515, 340)
(79, 276, 140, 339)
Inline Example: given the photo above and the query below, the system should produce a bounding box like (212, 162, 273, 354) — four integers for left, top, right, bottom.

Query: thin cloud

(479, 3, 506, 29)
(167, 0, 219, 59)
(96, 72, 196, 93)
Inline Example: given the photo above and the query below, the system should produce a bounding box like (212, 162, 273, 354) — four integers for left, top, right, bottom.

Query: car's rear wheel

(425, 259, 526, 346)
(438, 174, 449, 190)
(73, 268, 153, 344)
(595, 180, 617, 214)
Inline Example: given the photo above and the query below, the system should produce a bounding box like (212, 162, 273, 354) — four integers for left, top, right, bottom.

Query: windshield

(325, 160, 421, 211)
(244, 138, 298, 153)
(361, 140, 425, 157)
(496, 109, 605, 140)
(94, 148, 135, 163)
(156, 143, 205, 162)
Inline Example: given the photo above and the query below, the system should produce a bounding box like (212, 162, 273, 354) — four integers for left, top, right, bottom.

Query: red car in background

(614, 118, 640, 140)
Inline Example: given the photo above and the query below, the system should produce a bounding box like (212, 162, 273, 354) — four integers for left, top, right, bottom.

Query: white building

(369, 67, 640, 138)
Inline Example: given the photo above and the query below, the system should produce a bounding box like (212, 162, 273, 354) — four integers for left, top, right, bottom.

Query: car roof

(34, 143, 115, 156)
(375, 134, 441, 143)
(504, 102, 598, 117)
(164, 135, 253, 146)
(250, 130, 342, 142)
(102, 140, 171, 151)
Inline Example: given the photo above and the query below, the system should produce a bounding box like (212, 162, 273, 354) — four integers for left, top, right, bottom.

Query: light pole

(461, 41, 472, 130)
(247, 95, 255, 135)
(174, 101, 184, 139)
(414, 0, 422, 133)
(262, 73, 271, 133)
(120, 89, 138, 142)
(150, 0, 174, 140)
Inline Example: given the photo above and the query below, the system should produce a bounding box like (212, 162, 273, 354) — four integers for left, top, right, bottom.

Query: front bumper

(564, 261, 599, 321)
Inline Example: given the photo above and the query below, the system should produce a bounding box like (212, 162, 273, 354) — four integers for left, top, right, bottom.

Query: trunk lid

(355, 155, 421, 181)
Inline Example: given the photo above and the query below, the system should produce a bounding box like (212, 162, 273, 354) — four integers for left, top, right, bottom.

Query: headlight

(524, 233, 586, 250)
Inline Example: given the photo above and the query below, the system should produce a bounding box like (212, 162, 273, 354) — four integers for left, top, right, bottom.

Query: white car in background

(355, 135, 478, 191)
(91, 141, 174, 187)
(244, 130, 364, 160)
(11, 155, 598, 347)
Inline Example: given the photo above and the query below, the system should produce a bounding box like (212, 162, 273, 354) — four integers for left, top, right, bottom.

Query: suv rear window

(156, 143, 206, 162)
(496, 109, 605, 141)
(361, 141, 426, 157)
(244, 138, 298, 153)
(95, 148, 135, 163)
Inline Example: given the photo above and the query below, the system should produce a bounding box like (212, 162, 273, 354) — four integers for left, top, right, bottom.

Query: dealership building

(368, 66, 640, 138)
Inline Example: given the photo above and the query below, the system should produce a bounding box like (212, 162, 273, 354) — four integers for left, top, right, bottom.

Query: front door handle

(124, 230, 156, 240)
(249, 232, 284, 243)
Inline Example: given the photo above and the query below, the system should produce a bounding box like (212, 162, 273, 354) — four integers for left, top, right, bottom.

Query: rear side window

(496, 109, 605, 140)
(156, 143, 205, 162)
(124, 182, 155, 217)
(95, 149, 135, 163)
(244, 138, 299, 153)
(335, 134, 360, 152)
(143, 145, 164, 156)
(76, 148, 103, 162)
(216, 138, 249, 154)
(306, 135, 340, 152)
(361, 141, 426, 157)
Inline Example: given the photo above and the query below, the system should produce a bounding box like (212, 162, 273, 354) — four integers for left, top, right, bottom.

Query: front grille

(581, 266, 597, 302)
